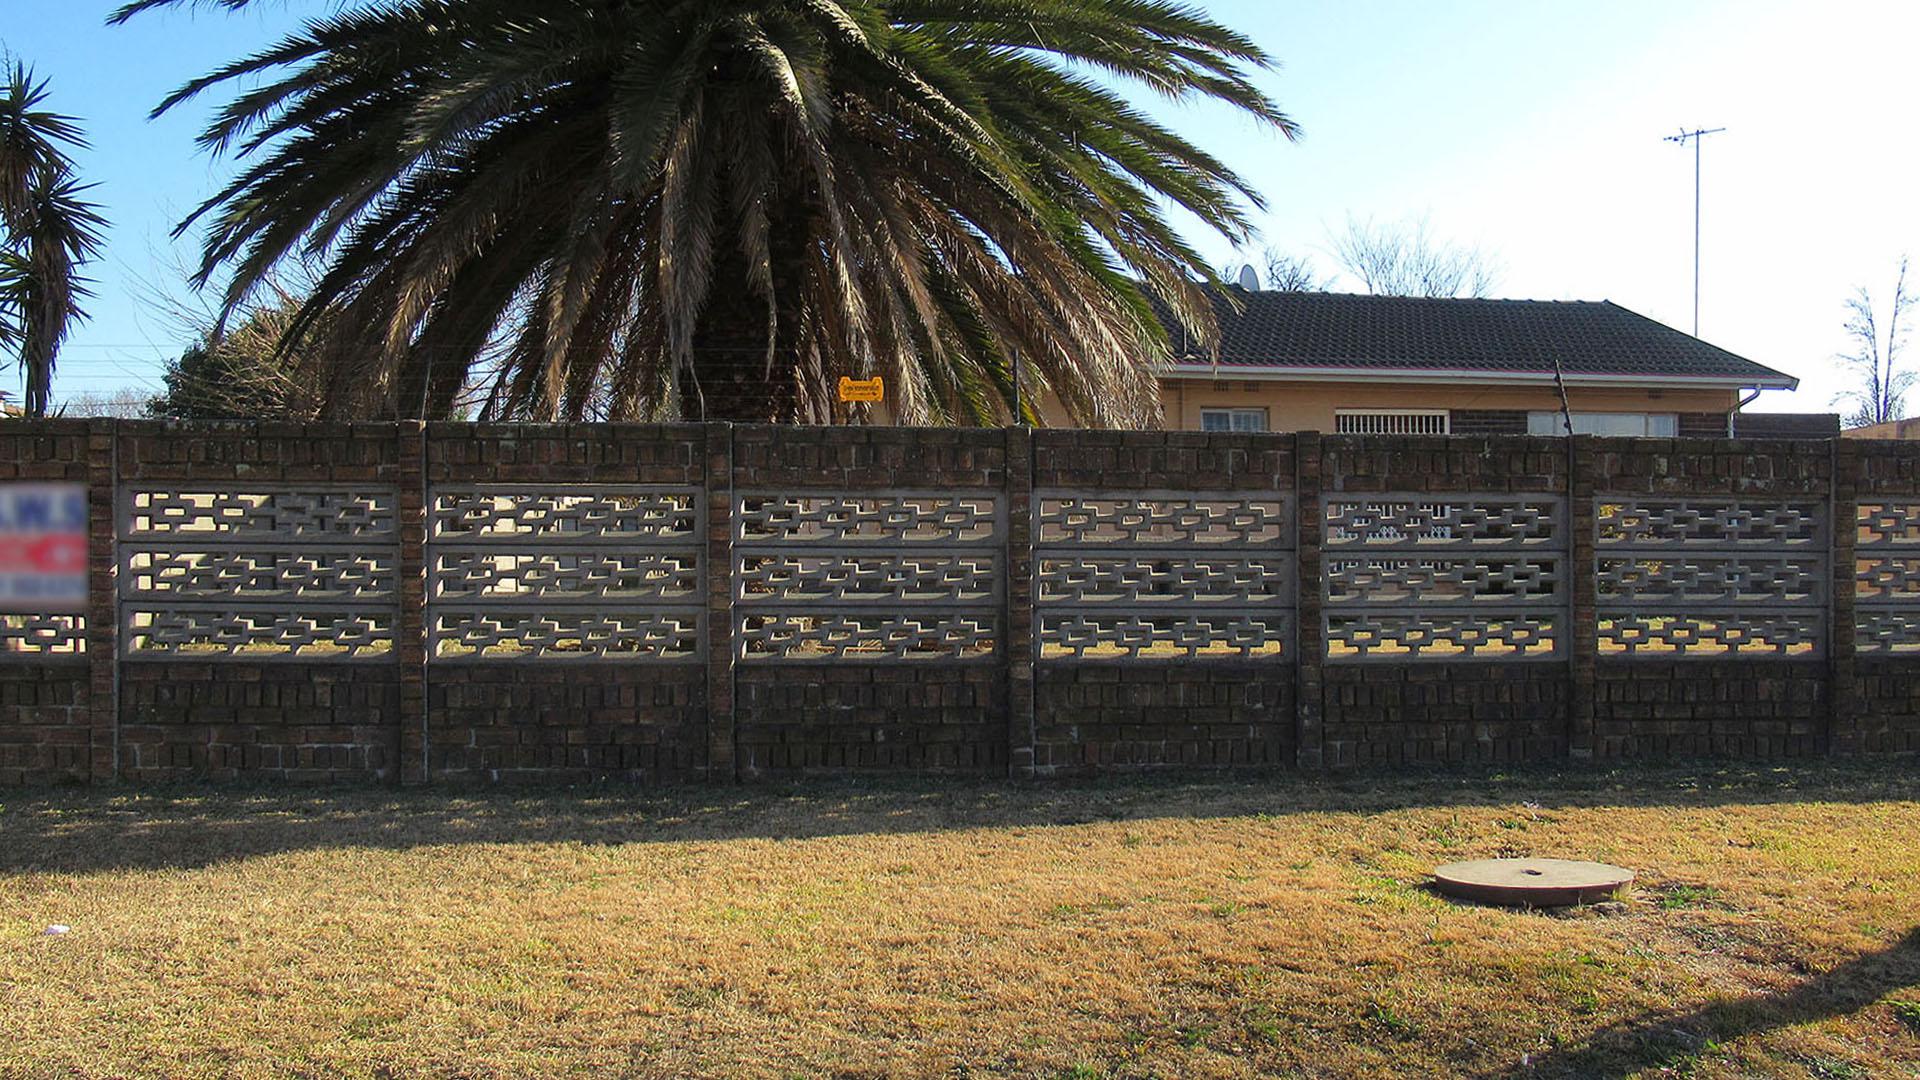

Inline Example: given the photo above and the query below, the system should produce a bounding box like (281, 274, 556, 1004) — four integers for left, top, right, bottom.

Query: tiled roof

(1165, 290, 1797, 387)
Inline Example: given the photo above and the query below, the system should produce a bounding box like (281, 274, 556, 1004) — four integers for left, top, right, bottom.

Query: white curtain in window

(1527, 411, 1678, 437)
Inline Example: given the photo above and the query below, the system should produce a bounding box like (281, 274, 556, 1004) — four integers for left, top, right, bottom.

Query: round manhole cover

(1432, 858, 1634, 907)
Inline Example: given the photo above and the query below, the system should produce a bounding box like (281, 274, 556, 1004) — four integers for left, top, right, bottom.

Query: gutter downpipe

(1729, 386, 1764, 437)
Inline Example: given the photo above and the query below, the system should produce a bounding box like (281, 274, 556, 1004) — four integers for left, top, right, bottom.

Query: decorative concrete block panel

(427, 486, 705, 661)
(119, 486, 401, 660)
(1324, 495, 1566, 661)
(1596, 498, 1826, 658)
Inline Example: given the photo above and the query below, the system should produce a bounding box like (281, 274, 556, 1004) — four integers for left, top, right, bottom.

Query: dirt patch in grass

(2, 760, 1917, 1079)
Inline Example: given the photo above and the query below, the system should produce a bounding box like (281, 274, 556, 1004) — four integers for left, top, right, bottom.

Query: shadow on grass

(1495, 927, 1920, 1079)
(0, 758, 1914, 875)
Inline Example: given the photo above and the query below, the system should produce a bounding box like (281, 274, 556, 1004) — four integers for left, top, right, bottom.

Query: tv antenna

(1665, 126, 1725, 336)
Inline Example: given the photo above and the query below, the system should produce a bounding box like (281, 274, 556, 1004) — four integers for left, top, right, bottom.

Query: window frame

(1199, 406, 1270, 433)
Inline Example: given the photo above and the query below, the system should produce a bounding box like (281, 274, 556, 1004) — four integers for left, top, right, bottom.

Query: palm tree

(114, 0, 1295, 425)
(0, 64, 105, 417)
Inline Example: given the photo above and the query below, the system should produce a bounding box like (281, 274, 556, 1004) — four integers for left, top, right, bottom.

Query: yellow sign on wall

(838, 376, 885, 403)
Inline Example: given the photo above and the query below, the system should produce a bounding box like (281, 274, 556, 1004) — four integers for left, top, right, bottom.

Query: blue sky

(5, 0, 1917, 413)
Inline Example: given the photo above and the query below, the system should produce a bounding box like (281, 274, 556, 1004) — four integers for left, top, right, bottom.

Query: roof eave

(1160, 364, 1799, 392)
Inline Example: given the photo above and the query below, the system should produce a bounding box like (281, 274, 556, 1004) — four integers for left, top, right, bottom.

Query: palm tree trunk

(681, 200, 811, 423)
(682, 267, 796, 422)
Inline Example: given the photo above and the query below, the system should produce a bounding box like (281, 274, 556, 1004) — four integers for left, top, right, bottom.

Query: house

(1155, 290, 1825, 437)
(1843, 417, 1920, 439)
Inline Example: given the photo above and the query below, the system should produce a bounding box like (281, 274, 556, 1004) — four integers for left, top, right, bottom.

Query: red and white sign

(0, 484, 87, 613)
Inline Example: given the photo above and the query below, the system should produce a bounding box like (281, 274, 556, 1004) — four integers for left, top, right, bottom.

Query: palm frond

(0, 65, 104, 415)
(118, 0, 1295, 425)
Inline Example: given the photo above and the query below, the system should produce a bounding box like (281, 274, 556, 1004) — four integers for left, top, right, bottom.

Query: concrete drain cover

(1432, 858, 1634, 907)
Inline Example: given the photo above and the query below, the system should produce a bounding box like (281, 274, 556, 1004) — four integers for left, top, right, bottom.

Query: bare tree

(56, 387, 153, 418)
(1834, 257, 1917, 429)
(1261, 249, 1328, 292)
(1328, 214, 1498, 298)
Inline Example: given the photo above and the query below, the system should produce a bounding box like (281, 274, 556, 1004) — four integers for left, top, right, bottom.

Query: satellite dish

(1236, 264, 1261, 290)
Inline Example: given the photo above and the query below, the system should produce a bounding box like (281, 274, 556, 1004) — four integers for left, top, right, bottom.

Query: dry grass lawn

(2, 762, 1918, 1079)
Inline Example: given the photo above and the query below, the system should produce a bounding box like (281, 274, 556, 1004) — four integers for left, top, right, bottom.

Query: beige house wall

(1156, 378, 1739, 432)
(868, 377, 1738, 430)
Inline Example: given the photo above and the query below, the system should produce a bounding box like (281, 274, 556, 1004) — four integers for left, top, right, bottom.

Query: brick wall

(1594, 660, 1827, 758)
(736, 665, 1007, 774)
(0, 663, 88, 784)
(733, 424, 1007, 489)
(1323, 663, 1568, 765)
(114, 420, 404, 484)
(1316, 436, 1573, 764)
(1035, 664, 1293, 772)
(110, 422, 409, 781)
(1847, 439, 1920, 755)
(119, 662, 401, 781)
(732, 425, 1010, 776)
(427, 665, 705, 782)
(0, 421, 91, 783)
(1853, 659, 1920, 755)
(1032, 431, 1298, 771)
(1584, 436, 1832, 498)
(1031, 429, 1292, 490)
(1736, 413, 1841, 439)
(1320, 433, 1572, 494)
(0, 421, 1916, 787)
(424, 424, 711, 783)
(1587, 437, 1834, 760)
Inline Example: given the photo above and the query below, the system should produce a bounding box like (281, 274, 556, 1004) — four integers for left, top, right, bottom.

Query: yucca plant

(0, 64, 105, 417)
(115, 0, 1294, 424)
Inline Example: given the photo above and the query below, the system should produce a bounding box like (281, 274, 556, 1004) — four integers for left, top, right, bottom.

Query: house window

(1335, 409, 1451, 435)
(1200, 407, 1269, 432)
(1526, 412, 1679, 437)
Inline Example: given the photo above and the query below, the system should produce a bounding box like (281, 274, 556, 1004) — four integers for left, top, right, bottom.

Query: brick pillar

(1567, 434, 1598, 760)
(85, 420, 117, 783)
(1294, 432, 1325, 769)
(1004, 426, 1036, 778)
(706, 423, 737, 782)
(1828, 439, 1861, 755)
(396, 422, 429, 784)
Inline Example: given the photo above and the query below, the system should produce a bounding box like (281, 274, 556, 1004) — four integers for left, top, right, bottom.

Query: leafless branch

(1328, 214, 1499, 298)
(1834, 256, 1916, 429)
(55, 387, 154, 418)
(1260, 249, 1328, 292)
